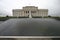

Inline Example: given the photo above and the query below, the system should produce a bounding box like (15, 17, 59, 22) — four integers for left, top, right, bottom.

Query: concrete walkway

(0, 18, 60, 36)
(0, 21, 4, 24)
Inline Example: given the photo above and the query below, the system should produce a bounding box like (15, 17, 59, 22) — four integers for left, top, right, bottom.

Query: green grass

(53, 17, 60, 20)
(0, 16, 17, 21)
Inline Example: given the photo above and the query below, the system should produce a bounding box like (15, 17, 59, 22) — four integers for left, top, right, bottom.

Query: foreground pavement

(0, 18, 60, 36)
(0, 21, 4, 24)
(0, 38, 60, 40)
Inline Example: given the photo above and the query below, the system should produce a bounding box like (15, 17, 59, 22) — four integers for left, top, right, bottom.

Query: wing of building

(12, 6, 48, 18)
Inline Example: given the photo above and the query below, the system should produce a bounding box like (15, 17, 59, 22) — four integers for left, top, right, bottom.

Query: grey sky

(0, 0, 60, 16)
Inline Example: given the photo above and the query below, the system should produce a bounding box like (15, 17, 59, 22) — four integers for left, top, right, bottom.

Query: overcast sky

(0, 0, 60, 16)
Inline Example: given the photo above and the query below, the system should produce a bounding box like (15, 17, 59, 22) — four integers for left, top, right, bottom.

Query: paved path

(0, 38, 53, 40)
(0, 21, 4, 24)
(0, 18, 60, 36)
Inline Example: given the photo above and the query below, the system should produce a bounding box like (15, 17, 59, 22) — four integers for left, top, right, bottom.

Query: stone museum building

(13, 6, 48, 18)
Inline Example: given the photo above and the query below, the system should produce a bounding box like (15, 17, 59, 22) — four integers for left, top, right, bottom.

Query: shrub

(32, 16, 42, 18)
(43, 16, 48, 18)
(18, 16, 29, 18)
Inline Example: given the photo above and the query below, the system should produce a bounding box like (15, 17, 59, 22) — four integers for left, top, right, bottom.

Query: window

(28, 11, 29, 13)
(26, 11, 27, 13)
(24, 11, 29, 13)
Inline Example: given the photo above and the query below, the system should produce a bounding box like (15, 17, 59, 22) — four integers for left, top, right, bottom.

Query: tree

(6, 15, 9, 17)
(48, 15, 51, 17)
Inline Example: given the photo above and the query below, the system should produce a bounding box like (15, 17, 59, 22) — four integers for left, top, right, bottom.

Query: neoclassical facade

(12, 6, 48, 18)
